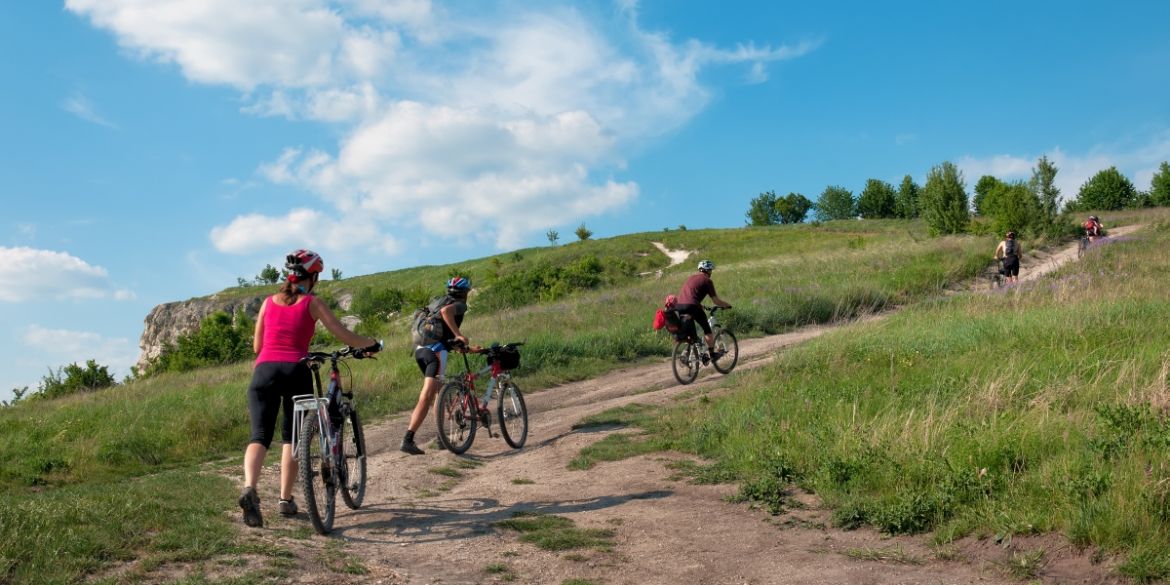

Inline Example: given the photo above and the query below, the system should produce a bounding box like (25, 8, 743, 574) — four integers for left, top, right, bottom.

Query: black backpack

(1004, 239, 1018, 257)
(410, 296, 451, 346)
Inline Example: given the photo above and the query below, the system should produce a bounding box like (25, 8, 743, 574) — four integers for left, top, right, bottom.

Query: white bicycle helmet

(697, 260, 714, 272)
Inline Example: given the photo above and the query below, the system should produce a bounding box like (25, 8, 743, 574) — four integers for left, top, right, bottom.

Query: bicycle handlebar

(703, 305, 731, 314)
(303, 340, 384, 364)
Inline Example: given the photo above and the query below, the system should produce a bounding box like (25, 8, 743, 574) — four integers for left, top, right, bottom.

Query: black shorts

(415, 346, 449, 378)
(675, 303, 711, 335)
(1002, 256, 1019, 277)
(247, 361, 312, 449)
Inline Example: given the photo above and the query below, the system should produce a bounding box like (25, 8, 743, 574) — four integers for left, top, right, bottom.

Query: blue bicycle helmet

(447, 276, 472, 294)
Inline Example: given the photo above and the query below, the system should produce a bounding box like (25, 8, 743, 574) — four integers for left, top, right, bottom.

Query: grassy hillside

(577, 209, 1170, 580)
(0, 213, 1141, 584)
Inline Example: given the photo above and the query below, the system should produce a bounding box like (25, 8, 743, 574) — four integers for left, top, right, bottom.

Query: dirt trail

(243, 233, 1140, 585)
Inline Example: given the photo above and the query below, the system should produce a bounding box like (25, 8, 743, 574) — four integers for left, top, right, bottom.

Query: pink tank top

(256, 294, 317, 364)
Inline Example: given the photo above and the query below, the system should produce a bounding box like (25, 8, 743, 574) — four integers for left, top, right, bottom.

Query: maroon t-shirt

(678, 273, 716, 305)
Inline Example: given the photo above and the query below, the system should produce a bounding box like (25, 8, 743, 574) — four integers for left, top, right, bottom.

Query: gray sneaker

(278, 498, 298, 517)
(400, 439, 424, 455)
(238, 486, 263, 527)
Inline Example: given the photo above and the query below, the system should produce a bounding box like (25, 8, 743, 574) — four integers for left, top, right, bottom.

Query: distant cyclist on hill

(675, 260, 732, 362)
(400, 276, 473, 455)
(1083, 215, 1104, 241)
(240, 249, 379, 528)
(993, 231, 1021, 284)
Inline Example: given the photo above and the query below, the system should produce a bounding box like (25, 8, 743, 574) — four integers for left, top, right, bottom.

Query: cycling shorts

(415, 345, 449, 378)
(674, 303, 711, 335)
(247, 361, 312, 449)
(1002, 256, 1020, 277)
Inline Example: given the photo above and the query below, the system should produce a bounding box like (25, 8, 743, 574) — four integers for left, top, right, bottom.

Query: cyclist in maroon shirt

(675, 260, 732, 361)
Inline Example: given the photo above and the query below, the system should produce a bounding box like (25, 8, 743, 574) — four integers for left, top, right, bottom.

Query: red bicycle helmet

(285, 249, 324, 283)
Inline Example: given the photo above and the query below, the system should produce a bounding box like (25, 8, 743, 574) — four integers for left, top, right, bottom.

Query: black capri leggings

(247, 361, 312, 449)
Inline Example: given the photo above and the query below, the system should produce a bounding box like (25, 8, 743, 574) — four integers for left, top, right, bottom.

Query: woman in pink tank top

(238, 249, 379, 528)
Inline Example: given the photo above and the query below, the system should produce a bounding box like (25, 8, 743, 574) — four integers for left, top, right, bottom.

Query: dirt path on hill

(955, 225, 1141, 293)
(231, 233, 1139, 585)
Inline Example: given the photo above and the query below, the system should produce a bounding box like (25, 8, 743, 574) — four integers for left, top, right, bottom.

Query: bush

(476, 255, 608, 310)
(352, 286, 406, 322)
(147, 311, 254, 375)
(34, 360, 116, 400)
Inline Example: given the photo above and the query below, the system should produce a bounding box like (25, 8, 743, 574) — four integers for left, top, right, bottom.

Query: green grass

(843, 545, 924, 565)
(494, 511, 615, 552)
(0, 470, 239, 585)
(428, 466, 463, 478)
(485, 562, 510, 574)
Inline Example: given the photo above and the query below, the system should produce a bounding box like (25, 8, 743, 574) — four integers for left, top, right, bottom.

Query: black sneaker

(479, 409, 491, 428)
(238, 486, 263, 527)
(278, 498, 298, 517)
(400, 438, 424, 455)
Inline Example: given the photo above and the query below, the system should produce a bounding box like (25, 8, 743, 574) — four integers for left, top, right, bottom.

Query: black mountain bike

(436, 342, 529, 454)
(672, 306, 738, 385)
(293, 343, 380, 535)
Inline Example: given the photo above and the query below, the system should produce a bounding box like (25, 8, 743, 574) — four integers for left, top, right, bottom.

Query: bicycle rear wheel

(298, 411, 336, 534)
(340, 406, 366, 510)
(436, 382, 477, 454)
(711, 329, 739, 374)
(672, 340, 699, 385)
(497, 381, 528, 449)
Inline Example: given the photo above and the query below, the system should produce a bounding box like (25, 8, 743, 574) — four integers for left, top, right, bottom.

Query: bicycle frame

(447, 351, 509, 411)
(292, 355, 345, 465)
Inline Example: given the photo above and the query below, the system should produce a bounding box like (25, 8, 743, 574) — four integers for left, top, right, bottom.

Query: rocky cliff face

(136, 294, 265, 372)
(136, 290, 359, 373)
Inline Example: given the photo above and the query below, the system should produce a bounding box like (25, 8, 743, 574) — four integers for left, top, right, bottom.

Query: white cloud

(957, 134, 1170, 203)
(62, 92, 116, 128)
(209, 208, 400, 255)
(71, 0, 818, 253)
(5, 247, 134, 302)
(23, 325, 138, 380)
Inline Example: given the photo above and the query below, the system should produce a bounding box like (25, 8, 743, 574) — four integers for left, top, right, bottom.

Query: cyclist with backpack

(400, 276, 474, 455)
(675, 260, 732, 362)
(1084, 215, 1103, 241)
(239, 249, 380, 528)
(994, 231, 1021, 284)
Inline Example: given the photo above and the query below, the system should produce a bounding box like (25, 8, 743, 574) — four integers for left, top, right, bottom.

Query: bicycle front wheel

(298, 411, 336, 534)
(711, 329, 739, 374)
(436, 382, 477, 454)
(340, 407, 367, 510)
(1078, 238, 1087, 259)
(672, 340, 699, 385)
(497, 381, 528, 449)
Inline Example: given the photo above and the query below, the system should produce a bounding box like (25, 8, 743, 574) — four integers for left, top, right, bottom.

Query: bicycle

(292, 342, 381, 535)
(671, 306, 738, 385)
(988, 258, 1005, 290)
(1078, 235, 1090, 259)
(436, 342, 529, 455)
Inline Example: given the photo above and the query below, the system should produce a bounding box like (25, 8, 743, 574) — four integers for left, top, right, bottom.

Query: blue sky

(3, 1, 1169, 400)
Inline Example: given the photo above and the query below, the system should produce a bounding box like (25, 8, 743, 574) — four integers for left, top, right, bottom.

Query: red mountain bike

(435, 342, 529, 454)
